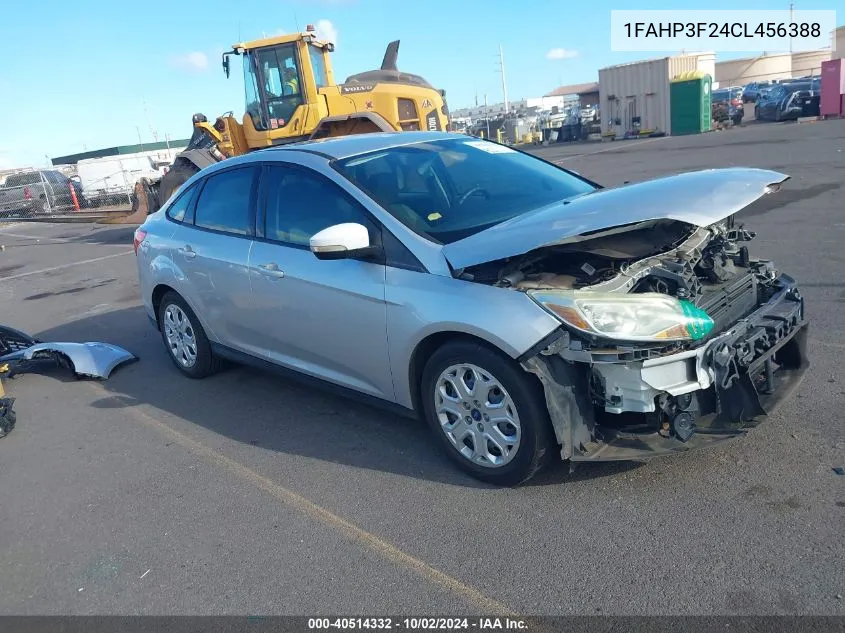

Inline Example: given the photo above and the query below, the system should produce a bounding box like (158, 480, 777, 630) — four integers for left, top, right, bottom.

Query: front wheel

(420, 341, 554, 486)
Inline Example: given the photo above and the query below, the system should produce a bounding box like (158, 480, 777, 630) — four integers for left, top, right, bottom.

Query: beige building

(599, 52, 715, 137)
(715, 49, 830, 86)
(833, 26, 845, 60)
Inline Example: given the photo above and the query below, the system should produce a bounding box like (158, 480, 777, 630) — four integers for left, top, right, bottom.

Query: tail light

(133, 228, 147, 255)
(24, 187, 31, 200)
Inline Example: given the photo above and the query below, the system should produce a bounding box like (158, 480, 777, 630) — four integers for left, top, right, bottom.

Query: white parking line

(552, 135, 669, 163)
(0, 231, 74, 243)
(0, 251, 133, 282)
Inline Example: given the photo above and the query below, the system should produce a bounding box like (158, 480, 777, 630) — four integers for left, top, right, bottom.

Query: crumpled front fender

(21, 342, 136, 379)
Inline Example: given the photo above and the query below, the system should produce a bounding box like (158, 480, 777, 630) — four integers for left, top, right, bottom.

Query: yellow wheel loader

(109, 26, 450, 224)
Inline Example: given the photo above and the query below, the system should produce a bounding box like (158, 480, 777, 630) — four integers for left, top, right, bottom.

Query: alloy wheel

(433, 363, 522, 468)
(163, 304, 198, 368)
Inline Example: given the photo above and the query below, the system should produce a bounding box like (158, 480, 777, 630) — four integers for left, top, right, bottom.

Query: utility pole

(498, 44, 509, 115)
(143, 97, 158, 143)
(135, 126, 146, 153)
(789, 1, 794, 53)
(484, 94, 490, 138)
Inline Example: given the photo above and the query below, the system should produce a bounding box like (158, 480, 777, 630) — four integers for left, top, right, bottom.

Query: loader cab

(244, 44, 304, 131)
(224, 28, 335, 138)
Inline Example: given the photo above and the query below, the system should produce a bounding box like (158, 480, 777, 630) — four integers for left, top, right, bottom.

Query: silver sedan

(134, 131, 808, 485)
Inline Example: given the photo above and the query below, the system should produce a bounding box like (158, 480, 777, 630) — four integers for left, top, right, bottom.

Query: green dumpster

(670, 71, 712, 136)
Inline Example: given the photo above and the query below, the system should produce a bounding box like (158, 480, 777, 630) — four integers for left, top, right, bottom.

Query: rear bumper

(542, 274, 809, 462)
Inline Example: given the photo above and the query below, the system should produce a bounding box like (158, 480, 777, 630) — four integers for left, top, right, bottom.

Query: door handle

(257, 262, 285, 278)
(177, 245, 197, 260)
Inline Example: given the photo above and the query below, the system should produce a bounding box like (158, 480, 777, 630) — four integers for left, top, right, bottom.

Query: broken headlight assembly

(527, 290, 715, 342)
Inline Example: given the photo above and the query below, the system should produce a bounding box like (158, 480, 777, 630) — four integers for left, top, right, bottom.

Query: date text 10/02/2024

(307, 618, 529, 630)
(622, 22, 821, 38)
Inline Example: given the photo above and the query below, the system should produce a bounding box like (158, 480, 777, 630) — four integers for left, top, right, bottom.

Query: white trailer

(77, 148, 186, 205)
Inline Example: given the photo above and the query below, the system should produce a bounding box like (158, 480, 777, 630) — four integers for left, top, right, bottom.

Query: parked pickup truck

(0, 170, 85, 217)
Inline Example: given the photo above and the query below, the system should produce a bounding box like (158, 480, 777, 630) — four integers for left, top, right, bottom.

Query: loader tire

(157, 159, 200, 210)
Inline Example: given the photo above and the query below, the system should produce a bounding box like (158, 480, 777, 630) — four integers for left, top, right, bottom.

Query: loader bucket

(98, 178, 155, 225)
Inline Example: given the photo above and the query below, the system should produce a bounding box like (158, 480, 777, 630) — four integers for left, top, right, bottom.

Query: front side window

(334, 138, 596, 244)
(263, 166, 372, 247)
(194, 168, 257, 235)
(244, 54, 264, 130)
(256, 45, 303, 130)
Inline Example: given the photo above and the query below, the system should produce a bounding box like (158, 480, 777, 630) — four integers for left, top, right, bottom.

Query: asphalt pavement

(0, 120, 843, 616)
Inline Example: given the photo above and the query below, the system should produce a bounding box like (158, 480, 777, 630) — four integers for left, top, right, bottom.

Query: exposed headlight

(528, 290, 714, 342)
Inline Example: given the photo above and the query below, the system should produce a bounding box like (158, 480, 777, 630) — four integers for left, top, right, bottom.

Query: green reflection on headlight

(680, 300, 715, 341)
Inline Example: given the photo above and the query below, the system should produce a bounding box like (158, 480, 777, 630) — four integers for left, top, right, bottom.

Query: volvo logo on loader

(341, 84, 376, 94)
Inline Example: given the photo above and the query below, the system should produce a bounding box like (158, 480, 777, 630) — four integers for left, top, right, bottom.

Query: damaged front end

(449, 170, 809, 462)
(520, 271, 808, 462)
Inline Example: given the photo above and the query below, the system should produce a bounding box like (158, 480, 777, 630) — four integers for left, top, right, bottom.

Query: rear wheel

(420, 341, 554, 486)
(157, 292, 222, 379)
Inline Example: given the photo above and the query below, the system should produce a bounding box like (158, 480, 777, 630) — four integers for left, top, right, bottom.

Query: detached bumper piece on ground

(0, 325, 136, 380)
(0, 325, 135, 441)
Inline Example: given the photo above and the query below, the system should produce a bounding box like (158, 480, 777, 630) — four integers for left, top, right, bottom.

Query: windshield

(5, 172, 43, 187)
(333, 138, 597, 244)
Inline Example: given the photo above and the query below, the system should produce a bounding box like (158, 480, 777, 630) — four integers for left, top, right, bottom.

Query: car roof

(269, 131, 462, 160)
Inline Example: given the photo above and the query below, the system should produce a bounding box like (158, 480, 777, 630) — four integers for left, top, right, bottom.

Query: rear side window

(166, 184, 197, 222)
(194, 167, 257, 235)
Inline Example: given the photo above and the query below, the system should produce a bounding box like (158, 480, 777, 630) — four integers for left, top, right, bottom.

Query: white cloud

(314, 19, 338, 44)
(171, 51, 209, 72)
(546, 48, 579, 60)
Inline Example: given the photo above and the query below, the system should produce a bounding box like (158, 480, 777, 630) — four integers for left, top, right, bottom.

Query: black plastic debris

(0, 397, 16, 439)
(0, 325, 38, 357)
(833, 467, 845, 476)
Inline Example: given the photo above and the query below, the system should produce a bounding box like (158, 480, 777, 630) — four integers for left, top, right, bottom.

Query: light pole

(135, 126, 146, 152)
(789, 1, 794, 53)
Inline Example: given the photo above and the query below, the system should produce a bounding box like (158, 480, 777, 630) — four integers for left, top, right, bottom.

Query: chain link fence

(1, 147, 185, 221)
(0, 168, 137, 220)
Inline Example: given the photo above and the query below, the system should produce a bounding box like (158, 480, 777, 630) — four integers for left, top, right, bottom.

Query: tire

(156, 159, 200, 210)
(420, 341, 554, 486)
(157, 291, 223, 379)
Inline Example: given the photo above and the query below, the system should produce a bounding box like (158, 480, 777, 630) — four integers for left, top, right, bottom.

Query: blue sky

(0, 0, 839, 168)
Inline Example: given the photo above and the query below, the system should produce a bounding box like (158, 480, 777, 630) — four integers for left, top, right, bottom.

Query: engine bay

(460, 215, 775, 335)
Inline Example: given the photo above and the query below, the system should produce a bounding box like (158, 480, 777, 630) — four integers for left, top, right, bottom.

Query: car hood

(441, 168, 788, 270)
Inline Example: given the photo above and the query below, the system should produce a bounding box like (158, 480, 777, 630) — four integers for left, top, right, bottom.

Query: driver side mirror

(310, 223, 374, 261)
